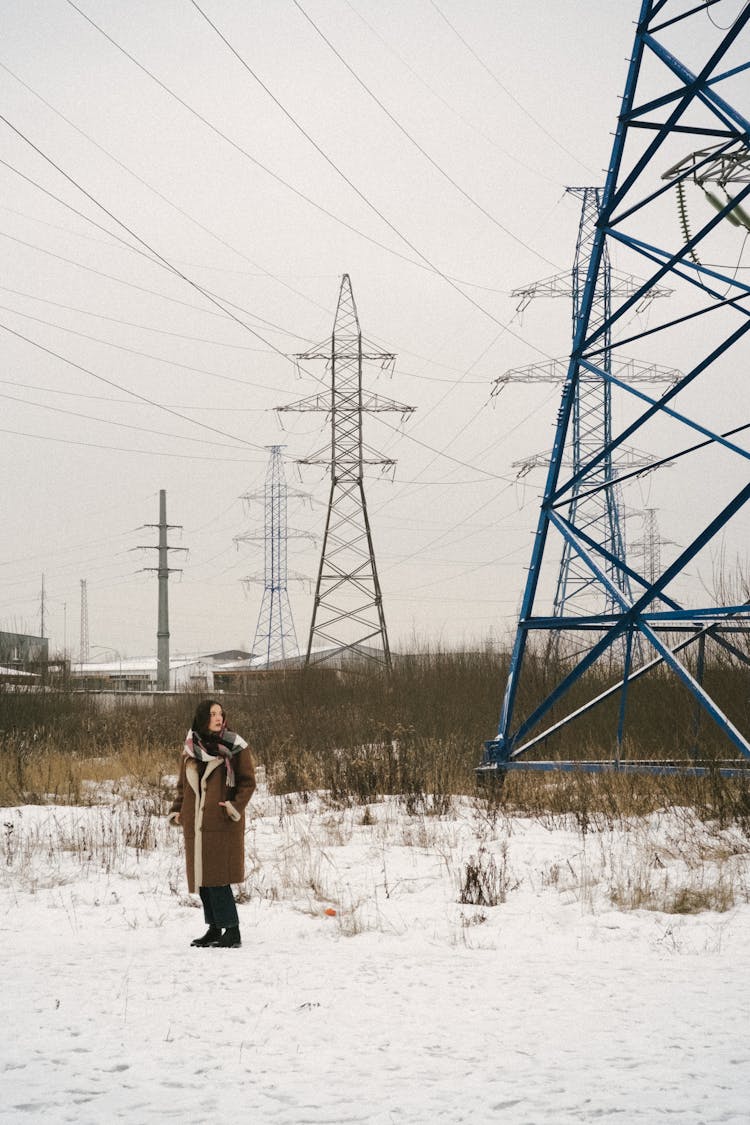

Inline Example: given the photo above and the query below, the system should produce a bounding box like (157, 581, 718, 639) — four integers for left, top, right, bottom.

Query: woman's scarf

(183, 727, 248, 789)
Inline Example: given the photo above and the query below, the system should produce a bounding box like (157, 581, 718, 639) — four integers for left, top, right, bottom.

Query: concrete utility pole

(79, 579, 89, 669)
(137, 491, 187, 690)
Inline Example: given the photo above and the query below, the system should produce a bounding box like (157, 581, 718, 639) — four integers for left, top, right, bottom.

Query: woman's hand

(168, 811, 181, 826)
(219, 800, 241, 822)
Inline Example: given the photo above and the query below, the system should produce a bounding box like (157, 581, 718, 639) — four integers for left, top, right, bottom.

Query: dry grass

(1, 649, 750, 838)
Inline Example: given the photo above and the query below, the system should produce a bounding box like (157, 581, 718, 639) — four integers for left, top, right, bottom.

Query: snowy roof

(72, 651, 255, 675)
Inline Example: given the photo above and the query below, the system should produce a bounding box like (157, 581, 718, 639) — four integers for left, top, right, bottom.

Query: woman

(168, 699, 255, 948)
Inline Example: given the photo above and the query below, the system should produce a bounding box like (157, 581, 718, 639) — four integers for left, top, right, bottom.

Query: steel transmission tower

(236, 445, 306, 668)
(630, 508, 675, 589)
(495, 186, 676, 622)
(482, 2, 750, 777)
(137, 490, 187, 690)
(278, 274, 413, 668)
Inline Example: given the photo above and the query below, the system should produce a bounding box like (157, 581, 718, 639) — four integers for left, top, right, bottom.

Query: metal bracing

(482, 1, 750, 777)
(236, 446, 305, 668)
(278, 274, 413, 668)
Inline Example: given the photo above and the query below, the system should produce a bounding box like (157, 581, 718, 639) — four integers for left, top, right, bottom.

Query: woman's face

(207, 703, 224, 733)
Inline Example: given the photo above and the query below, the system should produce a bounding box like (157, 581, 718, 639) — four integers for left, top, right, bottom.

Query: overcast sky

(1, 0, 749, 660)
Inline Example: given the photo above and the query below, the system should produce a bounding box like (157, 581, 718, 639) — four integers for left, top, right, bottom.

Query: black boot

(213, 926, 241, 948)
(191, 925, 222, 947)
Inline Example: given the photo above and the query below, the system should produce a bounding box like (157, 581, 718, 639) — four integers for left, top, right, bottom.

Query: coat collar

(185, 755, 222, 796)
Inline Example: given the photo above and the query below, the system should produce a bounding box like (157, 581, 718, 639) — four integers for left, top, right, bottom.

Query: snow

(1, 777, 749, 1123)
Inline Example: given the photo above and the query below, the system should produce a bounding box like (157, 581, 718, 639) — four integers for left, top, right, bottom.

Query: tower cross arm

(132, 544, 189, 552)
(277, 393, 330, 413)
(493, 355, 681, 392)
(511, 272, 576, 303)
(278, 392, 413, 414)
(362, 393, 414, 413)
(511, 270, 671, 306)
(663, 143, 750, 187)
(297, 455, 396, 468)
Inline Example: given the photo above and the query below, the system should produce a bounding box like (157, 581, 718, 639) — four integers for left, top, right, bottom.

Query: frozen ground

(1, 778, 749, 1124)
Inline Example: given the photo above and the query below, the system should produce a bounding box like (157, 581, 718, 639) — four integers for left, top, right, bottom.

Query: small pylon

(236, 446, 306, 668)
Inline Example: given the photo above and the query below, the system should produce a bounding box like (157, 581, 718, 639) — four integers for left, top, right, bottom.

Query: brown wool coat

(169, 746, 256, 892)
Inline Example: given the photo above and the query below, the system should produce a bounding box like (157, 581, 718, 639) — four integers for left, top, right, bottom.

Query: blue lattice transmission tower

(236, 446, 304, 668)
(495, 187, 676, 624)
(278, 274, 413, 668)
(482, 1, 750, 778)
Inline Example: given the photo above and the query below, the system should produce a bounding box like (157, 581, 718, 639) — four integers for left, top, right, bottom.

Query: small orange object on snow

(324, 907, 337, 916)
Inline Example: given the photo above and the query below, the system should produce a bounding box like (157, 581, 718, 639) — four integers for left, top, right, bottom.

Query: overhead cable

(291, 0, 562, 268)
(184, 0, 556, 354)
(429, 0, 598, 178)
(0, 317, 267, 450)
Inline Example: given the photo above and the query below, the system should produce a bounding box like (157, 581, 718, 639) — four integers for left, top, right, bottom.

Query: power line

(0, 111, 323, 371)
(0, 424, 262, 462)
(342, 0, 563, 189)
(0, 388, 253, 449)
(0, 279, 293, 362)
(182, 0, 557, 353)
(291, 0, 562, 268)
(0, 57, 337, 323)
(0, 272, 496, 385)
(429, 0, 598, 178)
(63, 0, 463, 279)
(0, 526, 146, 569)
(0, 219, 310, 344)
(0, 295, 297, 394)
(0, 377, 268, 411)
(1, 76, 530, 484)
(0, 317, 267, 449)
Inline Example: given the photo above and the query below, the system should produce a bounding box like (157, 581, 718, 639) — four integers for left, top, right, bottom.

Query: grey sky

(1, 1, 748, 659)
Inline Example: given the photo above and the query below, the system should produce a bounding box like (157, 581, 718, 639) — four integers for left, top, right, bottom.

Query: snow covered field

(2, 775, 749, 1123)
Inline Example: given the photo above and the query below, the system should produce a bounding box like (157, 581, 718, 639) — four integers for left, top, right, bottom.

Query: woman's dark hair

(192, 699, 225, 737)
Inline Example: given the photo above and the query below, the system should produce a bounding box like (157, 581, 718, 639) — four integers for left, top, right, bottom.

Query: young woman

(168, 699, 256, 948)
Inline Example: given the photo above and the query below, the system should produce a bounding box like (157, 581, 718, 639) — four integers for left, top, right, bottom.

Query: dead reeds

(0, 647, 748, 834)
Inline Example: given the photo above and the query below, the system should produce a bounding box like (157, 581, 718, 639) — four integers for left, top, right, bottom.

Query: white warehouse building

(71, 650, 254, 693)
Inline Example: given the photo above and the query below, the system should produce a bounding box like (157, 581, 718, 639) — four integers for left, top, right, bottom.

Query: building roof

(73, 652, 248, 675)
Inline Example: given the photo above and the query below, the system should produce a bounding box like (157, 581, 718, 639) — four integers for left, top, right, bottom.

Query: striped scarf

(183, 727, 248, 789)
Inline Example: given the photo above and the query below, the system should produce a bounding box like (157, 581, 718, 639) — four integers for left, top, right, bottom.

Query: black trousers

(199, 884, 239, 928)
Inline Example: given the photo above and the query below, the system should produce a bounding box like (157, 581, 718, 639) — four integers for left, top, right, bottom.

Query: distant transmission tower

(630, 509, 673, 588)
(236, 445, 306, 668)
(137, 490, 187, 690)
(494, 186, 676, 622)
(278, 274, 413, 668)
(79, 579, 89, 668)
